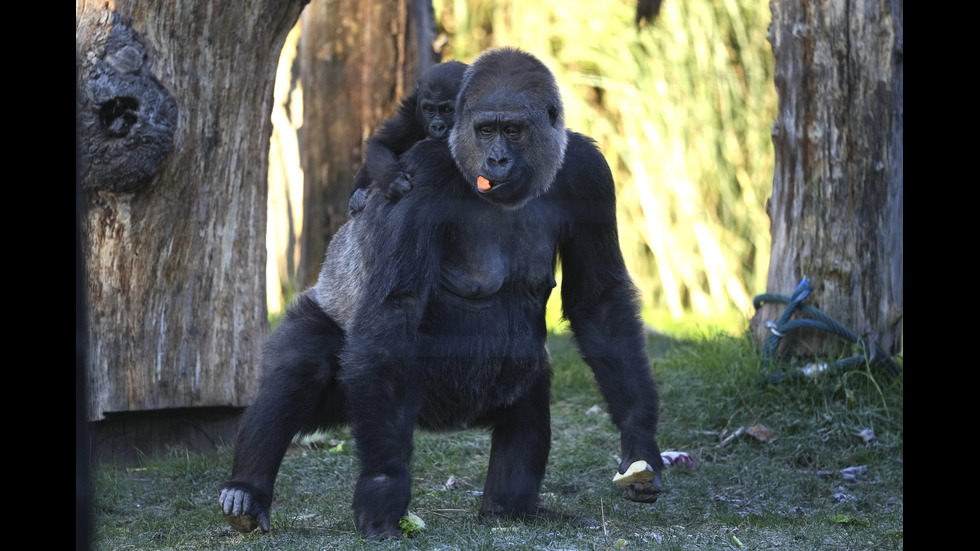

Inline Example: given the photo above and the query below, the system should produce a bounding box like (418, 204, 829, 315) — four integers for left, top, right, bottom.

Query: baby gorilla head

(416, 60, 468, 140)
(347, 60, 469, 217)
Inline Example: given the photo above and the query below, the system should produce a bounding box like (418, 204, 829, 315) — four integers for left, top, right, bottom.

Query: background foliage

(435, 0, 776, 335)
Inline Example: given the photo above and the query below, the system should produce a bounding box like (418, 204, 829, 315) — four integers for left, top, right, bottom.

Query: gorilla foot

(219, 484, 271, 533)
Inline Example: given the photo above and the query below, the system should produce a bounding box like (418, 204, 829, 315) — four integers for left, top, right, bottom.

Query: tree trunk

(750, 0, 903, 357)
(296, 0, 437, 288)
(76, 0, 308, 421)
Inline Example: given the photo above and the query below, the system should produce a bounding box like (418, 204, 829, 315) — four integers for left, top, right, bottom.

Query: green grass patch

(89, 331, 902, 550)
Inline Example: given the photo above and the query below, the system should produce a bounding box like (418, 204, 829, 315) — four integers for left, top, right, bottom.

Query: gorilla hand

(614, 459, 663, 503)
(219, 483, 272, 533)
(348, 187, 369, 217)
(352, 472, 411, 540)
(385, 171, 413, 201)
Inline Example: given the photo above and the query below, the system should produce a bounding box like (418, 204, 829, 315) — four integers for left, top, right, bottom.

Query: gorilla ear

(548, 105, 560, 127)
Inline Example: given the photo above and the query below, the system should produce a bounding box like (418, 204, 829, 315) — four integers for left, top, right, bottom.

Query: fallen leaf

(830, 514, 870, 526)
(856, 428, 876, 442)
(444, 475, 471, 490)
(839, 465, 868, 480)
(747, 424, 775, 442)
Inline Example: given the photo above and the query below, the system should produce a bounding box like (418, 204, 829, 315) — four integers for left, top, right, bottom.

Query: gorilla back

(220, 48, 664, 540)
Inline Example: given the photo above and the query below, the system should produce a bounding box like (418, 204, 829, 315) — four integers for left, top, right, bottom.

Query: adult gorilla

(220, 47, 663, 539)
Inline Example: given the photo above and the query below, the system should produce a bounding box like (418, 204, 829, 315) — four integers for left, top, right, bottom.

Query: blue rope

(754, 277, 901, 382)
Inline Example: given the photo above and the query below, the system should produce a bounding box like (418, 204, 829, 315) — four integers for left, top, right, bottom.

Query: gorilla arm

(555, 133, 664, 503)
(335, 192, 445, 537)
(339, 188, 444, 421)
(348, 88, 424, 215)
(362, 99, 424, 202)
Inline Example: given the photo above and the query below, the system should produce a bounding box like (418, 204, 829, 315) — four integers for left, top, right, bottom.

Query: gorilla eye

(478, 125, 494, 137)
(440, 106, 454, 114)
(504, 126, 524, 140)
(423, 105, 436, 114)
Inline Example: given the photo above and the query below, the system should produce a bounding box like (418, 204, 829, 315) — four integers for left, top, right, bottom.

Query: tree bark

(296, 0, 437, 288)
(77, 0, 308, 421)
(751, 0, 903, 357)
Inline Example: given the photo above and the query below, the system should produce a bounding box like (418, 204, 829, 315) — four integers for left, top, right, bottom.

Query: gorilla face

(450, 48, 569, 209)
(419, 98, 454, 139)
(416, 61, 467, 140)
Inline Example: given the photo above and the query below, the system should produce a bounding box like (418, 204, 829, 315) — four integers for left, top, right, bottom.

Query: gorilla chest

(436, 206, 557, 306)
(415, 206, 558, 427)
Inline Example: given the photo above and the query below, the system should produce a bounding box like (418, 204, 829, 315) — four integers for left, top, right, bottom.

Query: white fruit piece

(612, 460, 655, 488)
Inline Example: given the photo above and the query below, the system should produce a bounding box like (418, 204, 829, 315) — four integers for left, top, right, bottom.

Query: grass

(88, 330, 902, 550)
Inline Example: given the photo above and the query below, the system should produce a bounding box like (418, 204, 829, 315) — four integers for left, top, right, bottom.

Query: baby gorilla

(347, 60, 468, 216)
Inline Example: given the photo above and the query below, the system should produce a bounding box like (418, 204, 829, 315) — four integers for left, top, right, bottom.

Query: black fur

(348, 60, 468, 216)
(219, 294, 347, 534)
(220, 48, 663, 540)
